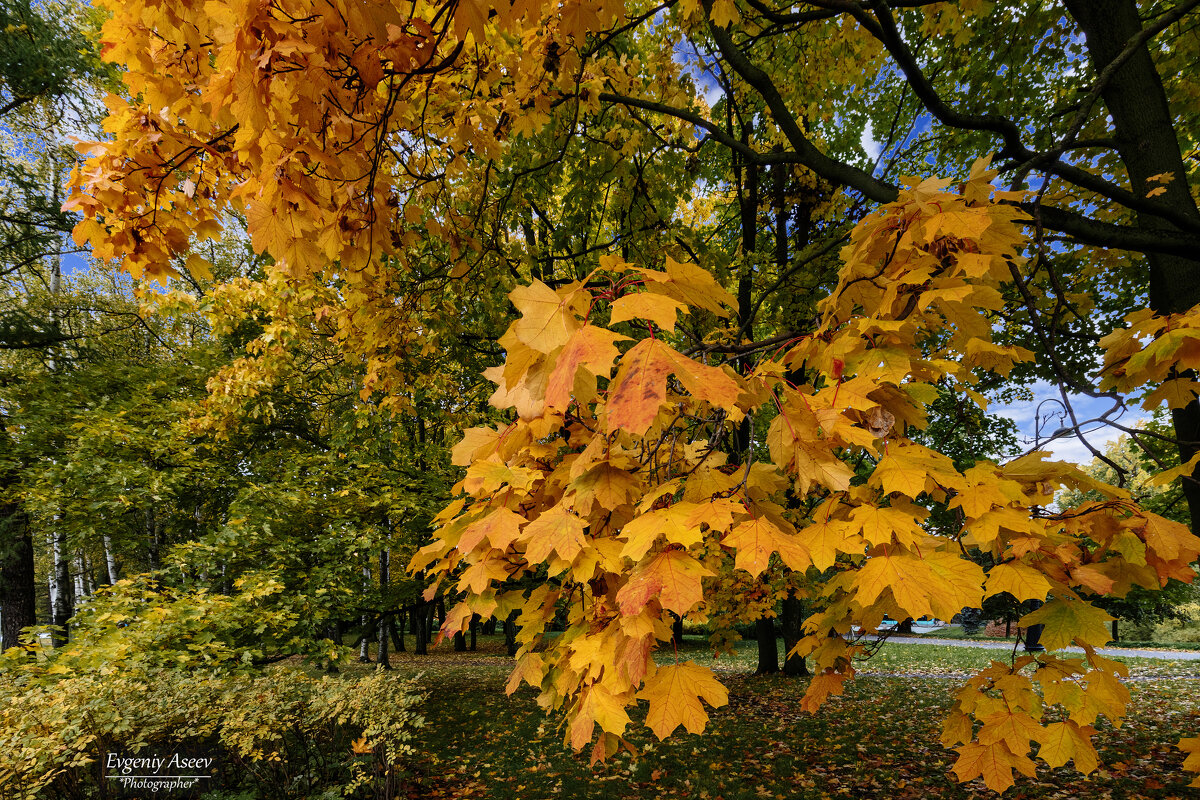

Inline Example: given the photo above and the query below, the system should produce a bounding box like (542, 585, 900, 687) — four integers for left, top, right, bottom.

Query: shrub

(1152, 602, 1200, 643)
(0, 666, 424, 799)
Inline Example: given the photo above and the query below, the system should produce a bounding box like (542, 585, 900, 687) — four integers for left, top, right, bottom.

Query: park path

(863, 634, 1200, 661)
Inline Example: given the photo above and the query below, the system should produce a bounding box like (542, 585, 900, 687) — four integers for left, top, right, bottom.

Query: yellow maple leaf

(639, 661, 729, 739)
(797, 517, 860, 571)
(1179, 736, 1200, 786)
(978, 709, 1044, 754)
(457, 551, 512, 594)
(852, 545, 937, 618)
(850, 504, 927, 548)
(510, 280, 586, 354)
(1039, 720, 1099, 772)
(609, 292, 688, 332)
(570, 463, 643, 514)
(1018, 597, 1112, 651)
(506, 652, 545, 695)
(616, 550, 713, 616)
(721, 516, 810, 577)
(619, 504, 706, 561)
(925, 549, 985, 619)
(457, 507, 525, 554)
(953, 740, 1033, 793)
(570, 684, 632, 750)
(984, 561, 1051, 603)
(800, 669, 851, 713)
(522, 504, 588, 564)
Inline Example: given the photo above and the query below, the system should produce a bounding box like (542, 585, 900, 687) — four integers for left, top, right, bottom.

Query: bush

(1151, 602, 1200, 643)
(0, 666, 424, 800)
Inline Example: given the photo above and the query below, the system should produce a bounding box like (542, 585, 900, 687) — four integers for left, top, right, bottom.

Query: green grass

(320, 635, 1200, 799)
(934, 625, 1200, 651)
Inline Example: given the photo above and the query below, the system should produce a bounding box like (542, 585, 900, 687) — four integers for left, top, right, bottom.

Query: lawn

(331, 636, 1200, 799)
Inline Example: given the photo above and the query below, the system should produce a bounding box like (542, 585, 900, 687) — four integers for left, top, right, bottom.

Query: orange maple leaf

(606, 339, 741, 435)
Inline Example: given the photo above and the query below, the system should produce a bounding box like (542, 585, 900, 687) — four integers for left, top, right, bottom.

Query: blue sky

(992, 381, 1144, 465)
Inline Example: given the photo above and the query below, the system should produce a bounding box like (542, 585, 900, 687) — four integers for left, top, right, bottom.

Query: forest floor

(333, 636, 1200, 800)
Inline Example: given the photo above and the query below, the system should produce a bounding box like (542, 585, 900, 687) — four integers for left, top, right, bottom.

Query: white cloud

(861, 120, 882, 161)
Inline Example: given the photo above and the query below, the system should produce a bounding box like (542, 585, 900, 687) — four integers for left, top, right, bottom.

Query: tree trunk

(414, 603, 428, 655)
(504, 610, 519, 657)
(671, 614, 684, 649)
(392, 608, 405, 653)
(754, 615, 779, 674)
(427, 601, 437, 644)
(0, 505, 35, 651)
(51, 526, 72, 646)
(377, 551, 391, 670)
(102, 534, 118, 585)
(1112, 618, 1119, 642)
(1065, 0, 1200, 528)
(483, 616, 496, 636)
(470, 613, 478, 651)
(73, 553, 86, 600)
(897, 617, 914, 634)
(453, 630, 467, 652)
(781, 592, 809, 677)
(359, 562, 373, 662)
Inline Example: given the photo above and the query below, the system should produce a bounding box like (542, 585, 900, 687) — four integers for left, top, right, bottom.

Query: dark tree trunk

(897, 617, 913, 634)
(1112, 618, 1119, 642)
(377, 550, 391, 669)
(672, 614, 684, 649)
(470, 613, 479, 651)
(754, 616, 779, 675)
(0, 505, 35, 652)
(781, 592, 809, 677)
(377, 621, 391, 669)
(414, 604, 428, 656)
(1065, 0, 1200, 528)
(409, 604, 419, 635)
(392, 609, 405, 653)
(504, 610, 519, 657)
(453, 631, 467, 651)
(426, 601, 437, 644)
(482, 616, 497, 636)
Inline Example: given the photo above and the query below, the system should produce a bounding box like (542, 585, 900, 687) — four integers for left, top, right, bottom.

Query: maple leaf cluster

(412, 163, 1200, 790)
(62, 0, 637, 416)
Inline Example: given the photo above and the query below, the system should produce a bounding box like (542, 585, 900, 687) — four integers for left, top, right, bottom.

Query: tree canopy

(29, 0, 1200, 793)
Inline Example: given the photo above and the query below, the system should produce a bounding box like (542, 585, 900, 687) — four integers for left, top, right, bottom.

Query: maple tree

(57, 0, 1200, 793)
(411, 166, 1200, 790)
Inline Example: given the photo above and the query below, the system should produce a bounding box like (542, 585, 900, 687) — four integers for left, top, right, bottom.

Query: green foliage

(2, 572, 333, 673)
(0, 665, 424, 800)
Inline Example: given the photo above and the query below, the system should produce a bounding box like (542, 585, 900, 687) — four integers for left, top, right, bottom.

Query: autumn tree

(63, 0, 1200, 792)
